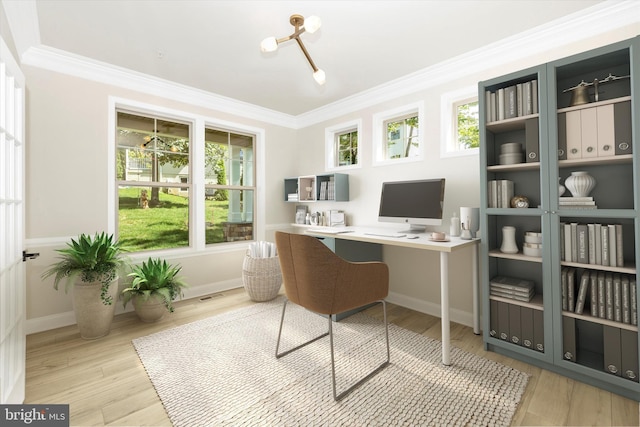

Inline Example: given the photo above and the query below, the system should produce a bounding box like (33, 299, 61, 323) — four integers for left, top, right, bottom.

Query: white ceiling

(8, 0, 613, 115)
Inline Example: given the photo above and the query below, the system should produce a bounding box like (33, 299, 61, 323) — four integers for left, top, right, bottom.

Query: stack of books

(287, 193, 299, 202)
(490, 276, 535, 302)
(559, 196, 597, 209)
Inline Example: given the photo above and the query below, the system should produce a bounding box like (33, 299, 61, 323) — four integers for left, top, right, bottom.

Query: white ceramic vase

(564, 171, 596, 197)
(500, 226, 519, 254)
(558, 178, 566, 197)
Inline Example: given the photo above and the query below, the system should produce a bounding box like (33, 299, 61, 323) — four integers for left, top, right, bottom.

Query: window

(325, 120, 361, 170)
(441, 88, 479, 157)
(373, 102, 423, 165)
(114, 107, 258, 252)
(204, 127, 255, 244)
(383, 114, 419, 159)
(337, 130, 358, 166)
(116, 112, 191, 251)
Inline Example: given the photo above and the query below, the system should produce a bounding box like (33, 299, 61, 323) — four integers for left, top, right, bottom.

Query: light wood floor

(26, 287, 640, 426)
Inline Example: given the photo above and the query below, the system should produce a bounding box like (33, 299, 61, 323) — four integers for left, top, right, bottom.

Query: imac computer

(377, 178, 445, 233)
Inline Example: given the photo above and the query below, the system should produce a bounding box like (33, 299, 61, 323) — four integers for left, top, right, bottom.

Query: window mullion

(192, 118, 206, 251)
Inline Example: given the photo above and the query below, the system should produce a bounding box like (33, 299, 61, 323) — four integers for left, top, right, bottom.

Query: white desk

(304, 226, 479, 366)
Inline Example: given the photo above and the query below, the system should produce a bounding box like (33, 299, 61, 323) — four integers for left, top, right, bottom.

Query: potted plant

(121, 257, 188, 322)
(41, 232, 127, 339)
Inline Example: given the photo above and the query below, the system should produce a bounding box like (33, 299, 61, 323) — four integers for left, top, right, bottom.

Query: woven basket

(242, 253, 282, 302)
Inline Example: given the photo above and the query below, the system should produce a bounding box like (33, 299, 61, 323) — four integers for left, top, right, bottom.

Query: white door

(0, 36, 26, 404)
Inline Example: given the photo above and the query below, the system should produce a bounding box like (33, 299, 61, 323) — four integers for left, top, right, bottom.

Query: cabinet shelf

(489, 249, 542, 263)
(490, 294, 544, 311)
(559, 154, 633, 168)
(560, 260, 636, 274)
(563, 311, 638, 332)
(486, 113, 539, 132)
(487, 162, 540, 172)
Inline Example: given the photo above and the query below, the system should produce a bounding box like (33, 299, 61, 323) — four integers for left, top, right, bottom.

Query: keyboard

(307, 228, 353, 234)
(364, 232, 407, 238)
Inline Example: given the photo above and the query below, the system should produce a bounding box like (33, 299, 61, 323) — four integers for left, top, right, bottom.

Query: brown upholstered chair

(274, 231, 390, 401)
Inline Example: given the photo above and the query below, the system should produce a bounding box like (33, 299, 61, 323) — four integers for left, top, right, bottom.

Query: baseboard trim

(26, 278, 243, 335)
(387, 291, 473, 328)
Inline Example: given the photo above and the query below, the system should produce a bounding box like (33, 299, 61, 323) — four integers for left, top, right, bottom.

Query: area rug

(133, 297, 529, 426)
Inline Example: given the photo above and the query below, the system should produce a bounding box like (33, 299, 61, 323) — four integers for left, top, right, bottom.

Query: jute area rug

(133, 297, 529, 426)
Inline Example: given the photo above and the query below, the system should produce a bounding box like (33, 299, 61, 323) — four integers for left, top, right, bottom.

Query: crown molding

(295, 0, 640, 128)
(21, 45, 298, 129)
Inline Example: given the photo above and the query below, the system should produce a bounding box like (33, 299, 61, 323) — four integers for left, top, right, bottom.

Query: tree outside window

(384, 114, 419, 159)
(336, 129, 358, 166)
(456, 100, 479, 149)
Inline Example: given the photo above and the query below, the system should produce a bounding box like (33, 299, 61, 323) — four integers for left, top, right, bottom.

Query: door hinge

(22, 250, 40, 262)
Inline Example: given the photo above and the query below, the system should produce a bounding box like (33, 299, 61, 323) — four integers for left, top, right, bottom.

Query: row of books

(490, 300, 544, 352)
(487, 180, 514, 208)
(485, 79, 539, 123)
(562, 267, 637, 325)
(318, 181, 335, 201)
(561, 222, 624, 267)
(490, 276, 535, 302)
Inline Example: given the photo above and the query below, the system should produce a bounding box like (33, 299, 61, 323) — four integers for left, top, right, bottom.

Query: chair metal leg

(275, 298, 329, 358)
(330, 299, 390, 401)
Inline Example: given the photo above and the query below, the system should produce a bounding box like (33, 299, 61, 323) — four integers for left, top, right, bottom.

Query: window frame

(108, 97, 265, 258)
(325, 119, 362, 171)
(372, 101, 424, 166)
(440, 86, 479, 158)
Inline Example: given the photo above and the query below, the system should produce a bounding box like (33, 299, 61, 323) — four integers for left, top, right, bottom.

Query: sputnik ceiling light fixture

(260, 14, 325, 85)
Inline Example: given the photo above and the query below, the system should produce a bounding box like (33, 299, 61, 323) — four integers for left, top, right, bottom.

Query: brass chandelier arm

(295, 37, 319, 73)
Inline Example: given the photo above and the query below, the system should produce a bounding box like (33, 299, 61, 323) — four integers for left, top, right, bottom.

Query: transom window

(336, 129, 358, 167)
(383, 113, 420, 159)
(373, 102, 424, 165)
(325, 119, 361, 170)
(454, 99, 479, 150)
(441, 88, 479, 157)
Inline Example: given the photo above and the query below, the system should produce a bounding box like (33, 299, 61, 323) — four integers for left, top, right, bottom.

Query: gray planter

(132, 294, 167, 323)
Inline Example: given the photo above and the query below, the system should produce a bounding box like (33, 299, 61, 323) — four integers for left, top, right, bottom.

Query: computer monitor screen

(378, 178, 445, 232)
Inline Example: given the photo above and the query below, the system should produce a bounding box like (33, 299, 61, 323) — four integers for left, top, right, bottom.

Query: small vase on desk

(500, 226, 518, 254)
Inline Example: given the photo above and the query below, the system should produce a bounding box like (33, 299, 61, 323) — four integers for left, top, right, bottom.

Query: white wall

(21, 17, 639, 333)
